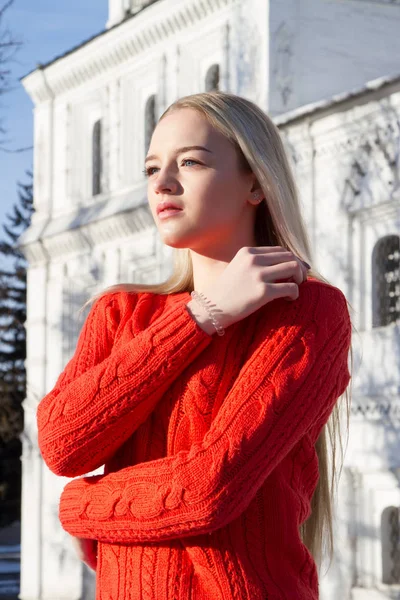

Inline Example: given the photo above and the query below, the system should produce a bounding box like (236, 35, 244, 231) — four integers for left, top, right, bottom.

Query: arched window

(92, 120, 102, 196)
(372, 235, 400, 327)
(205, 64, 220, 92)
(381, 506, 400, 584)
(144, 95, 157, 155)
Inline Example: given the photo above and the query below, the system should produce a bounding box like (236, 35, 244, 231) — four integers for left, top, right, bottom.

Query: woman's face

(145, 108, 258, 253)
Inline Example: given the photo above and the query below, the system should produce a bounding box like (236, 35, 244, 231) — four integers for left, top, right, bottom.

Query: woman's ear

(249, 179, 265, 204)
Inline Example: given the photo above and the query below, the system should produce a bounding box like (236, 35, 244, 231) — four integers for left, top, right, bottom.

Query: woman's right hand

(71, 536, 98, 571)
(195, 246, 311, 331)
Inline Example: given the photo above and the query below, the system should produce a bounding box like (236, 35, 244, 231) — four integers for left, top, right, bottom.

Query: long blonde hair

(80, 91, 353, 570)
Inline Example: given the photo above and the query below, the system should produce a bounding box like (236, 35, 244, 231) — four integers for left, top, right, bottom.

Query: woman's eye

(143, 166, 158, 177)
(142, 159, 199, 178)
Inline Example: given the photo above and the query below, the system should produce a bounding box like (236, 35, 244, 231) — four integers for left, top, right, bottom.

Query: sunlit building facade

(19, 1, 400, 597)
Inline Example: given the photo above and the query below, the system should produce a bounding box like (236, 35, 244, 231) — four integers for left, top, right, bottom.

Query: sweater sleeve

(58, 283, 352, 543)
(37, 292, 213, 478)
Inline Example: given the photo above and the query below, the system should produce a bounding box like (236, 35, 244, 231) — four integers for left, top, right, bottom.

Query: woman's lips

(157, 208, 184, 220)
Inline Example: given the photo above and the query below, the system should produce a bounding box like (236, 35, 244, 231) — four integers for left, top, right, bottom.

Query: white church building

(18, 0, 400, 598)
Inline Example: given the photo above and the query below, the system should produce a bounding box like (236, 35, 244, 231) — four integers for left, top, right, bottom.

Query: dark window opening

(145, 95, 157, 155)
(92, 120, 102, 196)
(381, 506, 400, 584)
(205, 64, 220, 92)
(372, 235, 400, 327)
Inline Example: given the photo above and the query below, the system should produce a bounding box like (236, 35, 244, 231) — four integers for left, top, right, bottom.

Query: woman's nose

(152, 171, 178, 194)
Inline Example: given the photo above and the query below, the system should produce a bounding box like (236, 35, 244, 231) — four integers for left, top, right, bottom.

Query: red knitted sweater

(37, 278, 351, 600)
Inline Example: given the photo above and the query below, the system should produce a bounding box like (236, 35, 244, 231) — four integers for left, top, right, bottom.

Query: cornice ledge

(22, 0, 236, 104)
(349, 194, 400, 222)
(17, 184, 158, 265)
(20, 204, 154, 266)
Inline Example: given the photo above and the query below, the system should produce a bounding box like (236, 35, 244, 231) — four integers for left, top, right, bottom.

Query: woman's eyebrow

(145, 145, 213, 164)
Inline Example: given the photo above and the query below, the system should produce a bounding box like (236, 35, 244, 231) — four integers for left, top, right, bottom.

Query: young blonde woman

(37, 91, 352, 600)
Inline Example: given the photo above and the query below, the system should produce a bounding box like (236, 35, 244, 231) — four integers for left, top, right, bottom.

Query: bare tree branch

(0, 0, 27, 153)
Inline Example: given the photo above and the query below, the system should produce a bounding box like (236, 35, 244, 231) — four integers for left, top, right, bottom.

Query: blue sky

(0, 0, 107, 247)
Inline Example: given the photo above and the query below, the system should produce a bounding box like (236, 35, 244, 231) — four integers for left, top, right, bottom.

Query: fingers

(247, 246, 310, 266)
(251, 251, 298, 265)
(247, 246, 289, 253)
(259, 261, 304, 285)
(239, 246, 311, 304)
(267, 282, 299, 302)
(247, 247, 311, 284)
(297, 259, 310, 283)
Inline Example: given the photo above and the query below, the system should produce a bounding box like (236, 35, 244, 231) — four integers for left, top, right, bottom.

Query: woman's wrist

(185, 300, 217, 336)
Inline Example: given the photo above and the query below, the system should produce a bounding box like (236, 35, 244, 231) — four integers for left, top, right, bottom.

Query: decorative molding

(339, 117, 400, 218)
(348, 192, 400, 222)
(351, 396, 400, 421)
(22, 0, 237, 103)
(278, 105, 400, 172)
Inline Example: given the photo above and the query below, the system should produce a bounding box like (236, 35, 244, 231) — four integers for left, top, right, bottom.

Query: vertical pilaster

(175, 46, 180, 100)
(52, 102, 69, 214)
(158, 54, 167, 116)
(108, 78, 121, 193)
(107, 0, 126, 28)
(19, 265, 47, 600)
(220, 23, 231, 92)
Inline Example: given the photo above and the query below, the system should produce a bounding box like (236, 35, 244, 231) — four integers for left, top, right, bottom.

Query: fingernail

(301, 260, 311, 270)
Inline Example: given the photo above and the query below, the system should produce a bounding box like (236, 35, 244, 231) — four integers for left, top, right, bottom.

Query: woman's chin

(159, 230, 194, 249)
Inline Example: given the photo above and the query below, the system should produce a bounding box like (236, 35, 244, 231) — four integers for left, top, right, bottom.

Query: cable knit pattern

(37, 279, 352, 600)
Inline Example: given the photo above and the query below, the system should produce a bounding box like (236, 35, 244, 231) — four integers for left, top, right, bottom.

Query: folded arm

(59, 283, 352, 543)
(37, 292, 213, 477)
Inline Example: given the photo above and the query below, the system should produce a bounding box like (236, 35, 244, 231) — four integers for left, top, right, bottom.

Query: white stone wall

(18, 0, 400, 598)
(269, 0, 400, 115)
(279, 85, 400, 600)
